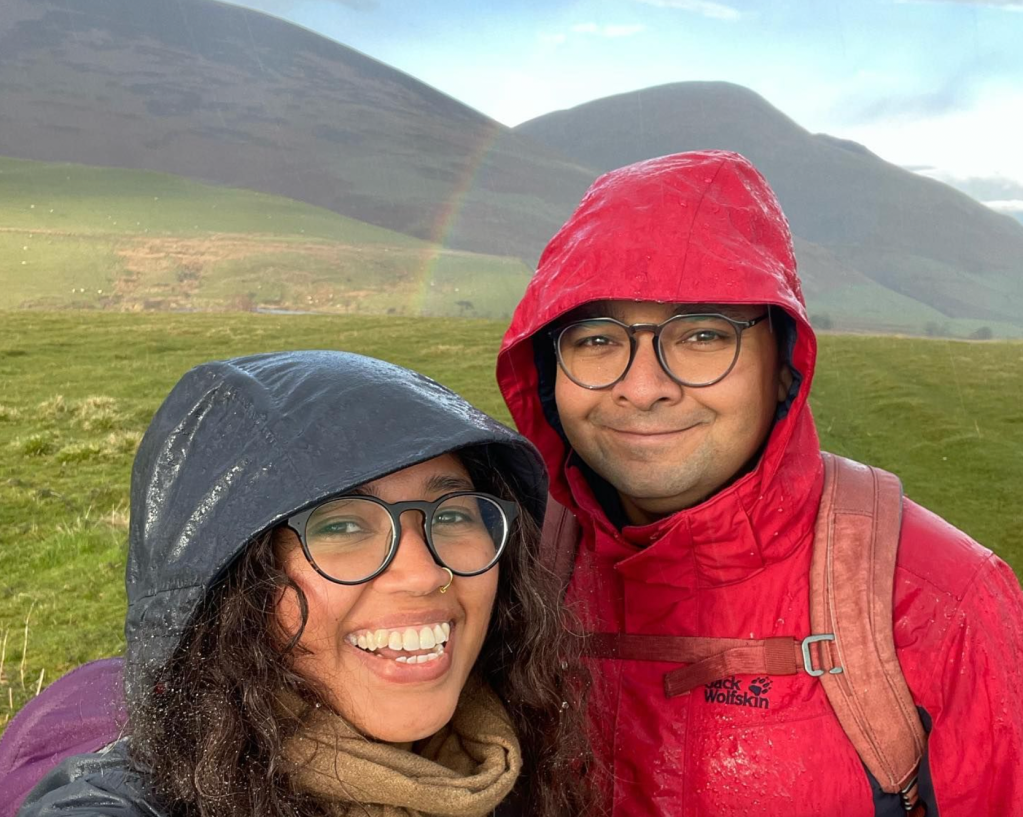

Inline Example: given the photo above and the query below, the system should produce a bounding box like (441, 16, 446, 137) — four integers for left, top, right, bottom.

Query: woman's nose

(371, 510, 449, 595)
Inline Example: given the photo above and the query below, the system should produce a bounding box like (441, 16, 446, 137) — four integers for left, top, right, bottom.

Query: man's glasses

(552, 312, 769, 390)
(284, 492, 518, 585)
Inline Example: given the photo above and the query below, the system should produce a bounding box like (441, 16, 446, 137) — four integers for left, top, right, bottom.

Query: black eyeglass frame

(283, 491, 520, 586)
(550, 311, 770, 390)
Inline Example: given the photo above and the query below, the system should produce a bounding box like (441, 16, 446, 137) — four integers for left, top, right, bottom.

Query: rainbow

(409, 121, 506, 316)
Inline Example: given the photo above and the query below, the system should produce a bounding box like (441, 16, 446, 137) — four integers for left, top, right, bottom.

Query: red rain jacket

(497, 151, 1023, 816)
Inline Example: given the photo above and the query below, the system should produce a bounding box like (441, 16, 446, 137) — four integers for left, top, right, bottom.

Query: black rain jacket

(18, 350, 546, 817)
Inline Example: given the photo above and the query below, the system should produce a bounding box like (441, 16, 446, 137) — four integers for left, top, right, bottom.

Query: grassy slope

(1, 312, 1020, 731)
(0, 156, 533, 318)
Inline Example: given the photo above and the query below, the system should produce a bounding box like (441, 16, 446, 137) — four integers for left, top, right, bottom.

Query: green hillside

(1, 311, 1020, 732)
(0, 156, 533, 318)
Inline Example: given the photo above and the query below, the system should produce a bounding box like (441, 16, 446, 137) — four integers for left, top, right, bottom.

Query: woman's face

(275, 453, 501, 743)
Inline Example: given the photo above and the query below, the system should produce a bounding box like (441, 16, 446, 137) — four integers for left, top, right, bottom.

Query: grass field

(1, 311, 1021, 733)
(0, 156, 533, 318)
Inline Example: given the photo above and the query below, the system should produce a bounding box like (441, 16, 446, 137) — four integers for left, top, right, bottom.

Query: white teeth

(349, 623, 452, 652)
(393, 645, 443, 665)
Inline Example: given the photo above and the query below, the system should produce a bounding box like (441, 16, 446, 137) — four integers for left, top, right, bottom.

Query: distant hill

(0, 0, 593, 262)
(0, 156, 532, 318)
(516, 82, 1023, 336)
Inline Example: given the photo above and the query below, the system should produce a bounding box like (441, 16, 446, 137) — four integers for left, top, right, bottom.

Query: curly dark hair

(128, 445, 594, 817)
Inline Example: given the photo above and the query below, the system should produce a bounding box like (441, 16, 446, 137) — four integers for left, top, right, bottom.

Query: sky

(221, 0, 1023, 216)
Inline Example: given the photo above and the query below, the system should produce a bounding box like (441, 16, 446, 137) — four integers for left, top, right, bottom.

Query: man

(497, 151, 1023, 816)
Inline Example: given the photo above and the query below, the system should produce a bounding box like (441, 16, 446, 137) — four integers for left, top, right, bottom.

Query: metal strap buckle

(801, 634, 844, 677)
(900, 774, 920, 812)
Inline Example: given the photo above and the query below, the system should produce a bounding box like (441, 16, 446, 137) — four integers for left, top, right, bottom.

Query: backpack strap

(565, 454, 927, 808)
(540, 493, 580, 591)
(810, 453, 927, 799)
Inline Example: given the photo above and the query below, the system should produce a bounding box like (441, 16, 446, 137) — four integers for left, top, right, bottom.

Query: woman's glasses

(284, 492, 518, 585)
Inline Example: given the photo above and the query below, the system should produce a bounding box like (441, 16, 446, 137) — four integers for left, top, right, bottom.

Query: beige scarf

(282, 677, 522, 817)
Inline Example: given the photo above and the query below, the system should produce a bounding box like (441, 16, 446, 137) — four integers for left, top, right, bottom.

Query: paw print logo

(748, 677, 772, 697)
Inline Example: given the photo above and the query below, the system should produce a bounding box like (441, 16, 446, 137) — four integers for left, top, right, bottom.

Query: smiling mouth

(345, 622, 451, 664)
(608, 427, 693, 436)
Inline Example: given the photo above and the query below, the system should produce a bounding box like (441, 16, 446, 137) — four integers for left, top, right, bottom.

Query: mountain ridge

(515, 81, 1023, 330)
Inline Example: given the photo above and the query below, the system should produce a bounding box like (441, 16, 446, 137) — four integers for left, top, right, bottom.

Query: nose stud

(438, 567, 454, 594)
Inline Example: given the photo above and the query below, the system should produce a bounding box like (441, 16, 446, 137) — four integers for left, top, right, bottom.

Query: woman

(19, 350, 589, 817)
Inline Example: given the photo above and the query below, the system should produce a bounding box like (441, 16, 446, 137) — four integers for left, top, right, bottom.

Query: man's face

(554, 300, 791, 524)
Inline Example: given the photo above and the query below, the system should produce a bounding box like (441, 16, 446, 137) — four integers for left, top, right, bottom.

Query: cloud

(571, 22, 648, 37)
(916, 170, 1023, 202)
(833, 56, 1011, 126)
(895, 0, 1023, 8)
(844, 85, 975, 123)
(538, 32, 568, 45)
(604, 24, 648, 36)
(984, 199, 1023, 212)
(631, 0, 742, 21)
(826, 85, 1023, 191)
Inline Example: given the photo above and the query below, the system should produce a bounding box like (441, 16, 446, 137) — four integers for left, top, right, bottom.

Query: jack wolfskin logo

(704, 675, 771, 710)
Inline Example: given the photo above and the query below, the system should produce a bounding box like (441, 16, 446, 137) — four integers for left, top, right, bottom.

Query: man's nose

(371, 510, 448, 595)
(611, 333, 682, 409)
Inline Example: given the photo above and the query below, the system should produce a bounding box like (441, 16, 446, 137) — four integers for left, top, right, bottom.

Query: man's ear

(777, 364, 794, 403)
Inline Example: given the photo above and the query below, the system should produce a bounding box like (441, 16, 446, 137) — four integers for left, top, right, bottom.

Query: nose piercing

(438, 567, 454, 594)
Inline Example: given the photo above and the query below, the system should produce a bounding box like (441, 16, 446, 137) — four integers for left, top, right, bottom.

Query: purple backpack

(0, 658, 126, 816)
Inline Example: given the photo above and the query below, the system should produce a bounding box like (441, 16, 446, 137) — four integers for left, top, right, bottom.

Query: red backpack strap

(584, 633, 807, 696)
(811, 453, 927, 800)
(540, 493, 580, 593)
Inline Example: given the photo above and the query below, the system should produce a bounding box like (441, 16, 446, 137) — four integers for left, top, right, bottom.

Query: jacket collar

(564, 399, 823, 588)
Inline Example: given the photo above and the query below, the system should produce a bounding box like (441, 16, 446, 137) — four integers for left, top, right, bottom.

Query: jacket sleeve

(925, 554, 1023, 814)
(17, 745, 158, 817)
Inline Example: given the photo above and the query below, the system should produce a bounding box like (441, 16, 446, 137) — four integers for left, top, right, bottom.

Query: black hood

(125, 350, 547, 701)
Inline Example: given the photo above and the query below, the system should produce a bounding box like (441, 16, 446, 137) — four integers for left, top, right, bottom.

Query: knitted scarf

(283, 678, 522, 816)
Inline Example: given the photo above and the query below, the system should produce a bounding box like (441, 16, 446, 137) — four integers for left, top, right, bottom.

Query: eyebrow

(569, 302, 757, 322)
(349, 473, 475, 498)
(672, 303, 756, 319)
(425, 474, 475, 494)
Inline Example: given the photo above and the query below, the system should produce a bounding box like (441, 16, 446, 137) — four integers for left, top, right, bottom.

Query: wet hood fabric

(126, 350, 546, 702)
(498, 150, 820, 526)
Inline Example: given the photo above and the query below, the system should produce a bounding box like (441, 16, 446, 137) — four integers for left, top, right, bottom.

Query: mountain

(516, 82, 1023, 333)
(2, 2, 1020, 335)
(0, 0, 594, 262)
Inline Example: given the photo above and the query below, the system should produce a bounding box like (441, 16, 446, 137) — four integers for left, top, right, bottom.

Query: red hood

(498, 151, 821, 549)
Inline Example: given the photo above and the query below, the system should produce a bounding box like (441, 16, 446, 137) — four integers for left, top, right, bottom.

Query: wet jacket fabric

(497, 151, 1023, 816)
(19, 350, 547, 817)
